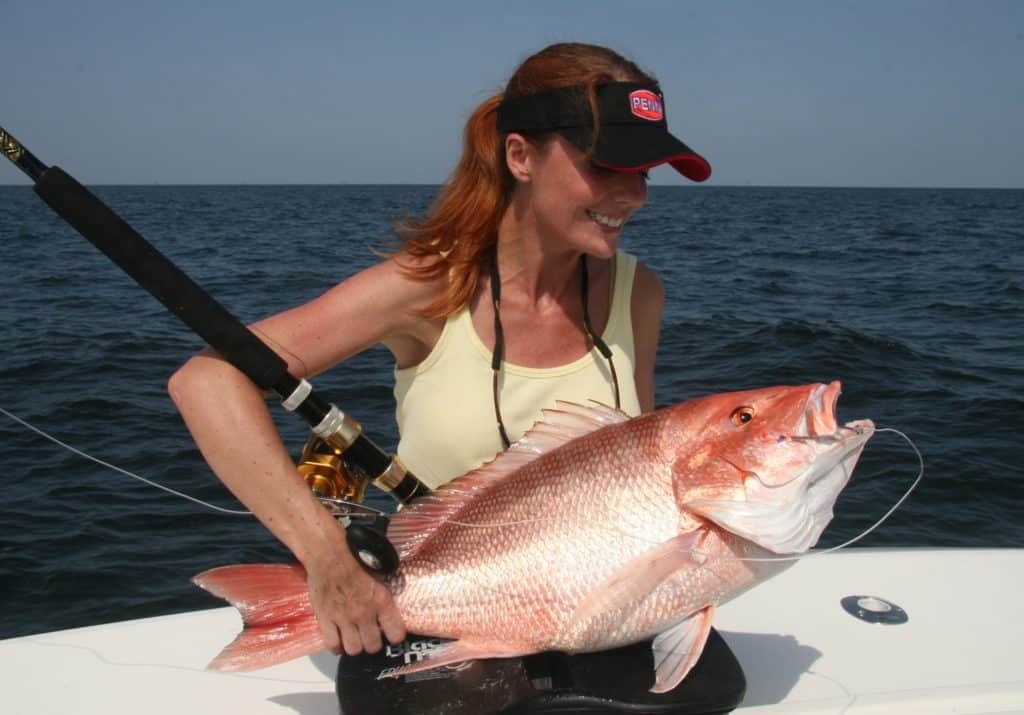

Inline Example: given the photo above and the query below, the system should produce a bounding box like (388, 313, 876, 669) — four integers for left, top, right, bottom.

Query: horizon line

(2, 181, 1022, 190)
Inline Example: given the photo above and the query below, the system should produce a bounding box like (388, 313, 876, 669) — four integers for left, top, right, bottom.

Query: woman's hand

(305, 540, 407, 655)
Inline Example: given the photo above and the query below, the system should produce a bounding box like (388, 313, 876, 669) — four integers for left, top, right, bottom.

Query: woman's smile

(586, 209, 627, 229)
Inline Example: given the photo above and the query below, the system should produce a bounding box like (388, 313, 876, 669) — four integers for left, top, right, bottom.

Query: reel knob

(346, 516, 400, 575)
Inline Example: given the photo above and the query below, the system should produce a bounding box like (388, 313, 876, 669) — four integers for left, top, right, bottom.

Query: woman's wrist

(292, 504, 355, 573)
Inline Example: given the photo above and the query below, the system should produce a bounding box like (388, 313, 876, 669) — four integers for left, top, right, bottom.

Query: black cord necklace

(489, 251, 621, 449)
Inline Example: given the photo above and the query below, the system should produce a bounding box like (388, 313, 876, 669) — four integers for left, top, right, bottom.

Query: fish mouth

(686, 417, 876, 555)
(754, 419, 875, 553)
(749, 381, 867, 492)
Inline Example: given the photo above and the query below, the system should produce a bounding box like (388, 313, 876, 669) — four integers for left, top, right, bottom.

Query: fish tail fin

(192, 563, 325, 672)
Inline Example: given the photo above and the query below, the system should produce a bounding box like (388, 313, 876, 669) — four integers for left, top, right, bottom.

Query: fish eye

(730, 406, 755, 426)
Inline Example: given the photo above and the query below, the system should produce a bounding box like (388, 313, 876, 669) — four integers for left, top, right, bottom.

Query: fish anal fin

(650, 605, 716, 693)
(389, 401, 630, 562)
(377, 639, 529, 680)
(565, 530, 706, 645)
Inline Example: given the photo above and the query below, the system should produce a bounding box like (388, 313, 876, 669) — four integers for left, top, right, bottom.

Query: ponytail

(395, 93, 511, 318)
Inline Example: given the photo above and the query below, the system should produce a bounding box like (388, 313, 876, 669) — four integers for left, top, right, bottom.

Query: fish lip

(808, 421, 874, 489)
(815, 419, 875, 453)
(806, 381, 841, 437)
(783, 418, 874, 447)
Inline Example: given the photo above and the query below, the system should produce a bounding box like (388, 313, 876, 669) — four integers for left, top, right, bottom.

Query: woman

(168, 42, 710, 661)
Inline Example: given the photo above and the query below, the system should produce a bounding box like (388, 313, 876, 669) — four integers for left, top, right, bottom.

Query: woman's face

(514, 135, 648, 259)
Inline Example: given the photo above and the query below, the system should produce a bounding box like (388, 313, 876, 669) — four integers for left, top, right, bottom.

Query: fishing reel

(298, 434, 399, 575)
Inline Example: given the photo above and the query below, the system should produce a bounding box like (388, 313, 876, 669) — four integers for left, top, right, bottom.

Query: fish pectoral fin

(650, 605, 716, 693)
(565, 531, 706, 643)
(376, 639, 529, 680)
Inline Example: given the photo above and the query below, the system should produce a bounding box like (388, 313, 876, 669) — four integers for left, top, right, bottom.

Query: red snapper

(194, 381, 873, 692)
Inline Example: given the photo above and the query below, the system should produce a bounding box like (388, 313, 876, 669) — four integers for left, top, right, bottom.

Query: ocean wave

(876, 224, 922, 239)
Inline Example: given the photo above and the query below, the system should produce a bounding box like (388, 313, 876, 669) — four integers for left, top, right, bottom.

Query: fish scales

(393, 412, 677, 645)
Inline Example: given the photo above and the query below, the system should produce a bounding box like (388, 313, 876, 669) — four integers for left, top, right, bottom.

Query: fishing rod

(1, 126, 428, 574)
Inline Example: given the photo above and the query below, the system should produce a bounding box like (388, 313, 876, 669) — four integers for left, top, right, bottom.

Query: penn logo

(629, 90, 663, 121)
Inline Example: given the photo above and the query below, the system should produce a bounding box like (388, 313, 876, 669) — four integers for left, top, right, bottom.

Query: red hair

(396, 43, 657, 318)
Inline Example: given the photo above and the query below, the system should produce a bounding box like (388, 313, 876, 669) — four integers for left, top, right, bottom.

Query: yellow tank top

(394, 251, 642, 489)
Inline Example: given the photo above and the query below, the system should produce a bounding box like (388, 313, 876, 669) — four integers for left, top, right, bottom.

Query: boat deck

(3, 548, 1022, 714)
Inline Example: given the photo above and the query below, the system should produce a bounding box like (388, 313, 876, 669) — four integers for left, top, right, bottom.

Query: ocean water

(0, 184, 1021, 640)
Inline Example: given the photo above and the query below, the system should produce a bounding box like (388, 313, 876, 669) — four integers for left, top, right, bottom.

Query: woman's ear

(504, 133, 533, 183)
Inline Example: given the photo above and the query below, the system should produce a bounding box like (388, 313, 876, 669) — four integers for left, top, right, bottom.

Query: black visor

(496, 81, 711, 182)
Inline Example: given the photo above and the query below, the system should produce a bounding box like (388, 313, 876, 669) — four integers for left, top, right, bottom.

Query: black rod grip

(26, 161, 430, 504)
(33, 166, 290, 392)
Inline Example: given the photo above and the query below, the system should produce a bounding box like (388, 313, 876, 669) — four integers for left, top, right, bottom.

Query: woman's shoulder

(624, 254, 665, 309)
(351, 252, 450, 366)
(256, 252, 449, 371)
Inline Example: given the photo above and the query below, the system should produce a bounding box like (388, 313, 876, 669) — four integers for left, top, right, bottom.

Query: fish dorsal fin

(388, 400, 629, 562)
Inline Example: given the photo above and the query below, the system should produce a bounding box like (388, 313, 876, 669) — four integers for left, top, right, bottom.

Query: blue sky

(2, 0, 1022, 187)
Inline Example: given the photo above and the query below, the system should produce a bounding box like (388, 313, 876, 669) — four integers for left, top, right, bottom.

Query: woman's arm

(168, 255, 442, 655)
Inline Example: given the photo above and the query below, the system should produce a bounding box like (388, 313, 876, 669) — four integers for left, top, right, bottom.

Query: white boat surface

(2, 547, 1021, 714)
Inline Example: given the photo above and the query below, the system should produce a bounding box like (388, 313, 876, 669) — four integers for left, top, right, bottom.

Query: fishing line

(1, 403, 553, 528)
(0, 406, 252, 516)
(1, 404, 923, 563)
(397, 513, 552, 529)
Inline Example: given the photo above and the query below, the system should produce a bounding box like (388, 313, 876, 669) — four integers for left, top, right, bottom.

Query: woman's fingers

(377, 593, 408, 646)
(311, 563, 408, 656)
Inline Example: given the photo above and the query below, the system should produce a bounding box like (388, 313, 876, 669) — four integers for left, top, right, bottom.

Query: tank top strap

(604, 251, 637, 349)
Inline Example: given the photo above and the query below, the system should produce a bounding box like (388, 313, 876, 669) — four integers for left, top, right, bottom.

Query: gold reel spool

(297, 434, 368, 503)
